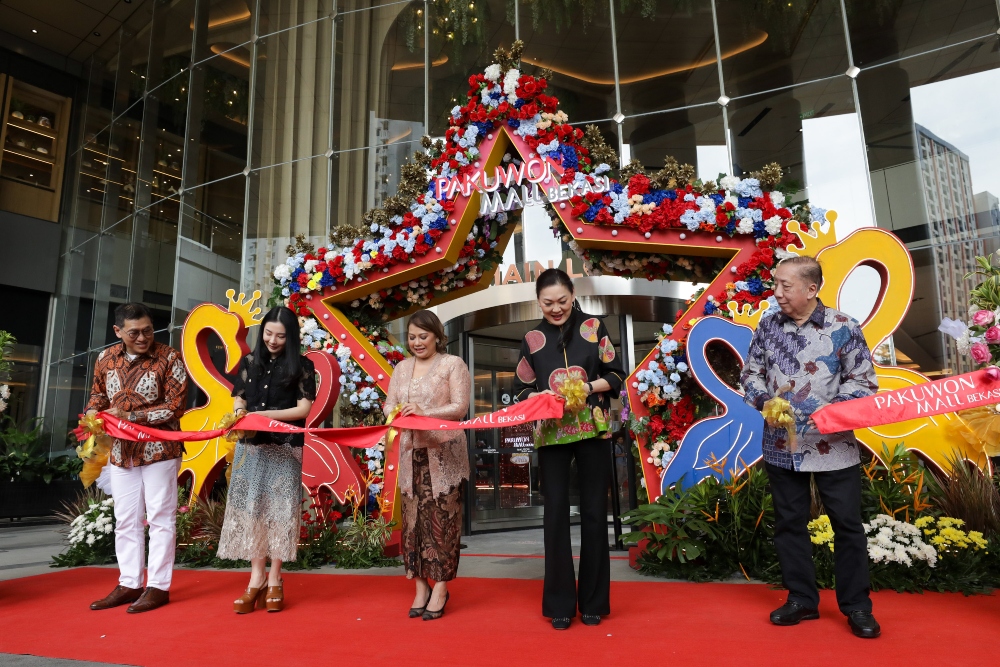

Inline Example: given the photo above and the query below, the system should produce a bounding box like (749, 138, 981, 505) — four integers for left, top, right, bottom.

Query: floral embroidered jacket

(740, 299, 878, 472)
(384, 354, 471, 498)
(513, 312, 625, 447)
(86, 341, 189, 468)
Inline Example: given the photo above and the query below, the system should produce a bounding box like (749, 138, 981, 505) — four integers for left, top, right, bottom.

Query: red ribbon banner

(812, 369, 1000, 434)
(95, 393, 565, 447)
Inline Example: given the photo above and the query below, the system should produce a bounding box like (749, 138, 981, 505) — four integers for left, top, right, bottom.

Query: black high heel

(422, 591, 450, 621)
(409, 591, 432, 618)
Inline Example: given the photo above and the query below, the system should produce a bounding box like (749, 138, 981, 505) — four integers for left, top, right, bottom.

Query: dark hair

(535, 268, 575, 298)
(778, 255, 823, 289)
(254, 306, 302, 389)
(406, 310, 448, 354)
(114, 302, 153, 328)
(535, 268, 579, 350)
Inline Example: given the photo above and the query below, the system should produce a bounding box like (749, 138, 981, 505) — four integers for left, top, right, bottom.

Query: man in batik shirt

(740, 255, 881, 639)
(86, 303, 188, 614)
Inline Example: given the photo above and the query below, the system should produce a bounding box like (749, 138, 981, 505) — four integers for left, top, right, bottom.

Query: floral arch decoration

(177, 43, 981, 518)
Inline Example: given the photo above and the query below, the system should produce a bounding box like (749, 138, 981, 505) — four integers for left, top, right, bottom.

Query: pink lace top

(383, 353, 471, 497)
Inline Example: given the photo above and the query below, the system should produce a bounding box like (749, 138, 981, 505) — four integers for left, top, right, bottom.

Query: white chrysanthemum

(484, 64, 501, 82)
(273, 264, 291, 281)
(720, 175, 740, 191)
(736, 217, 754, 234)
(764, 215, 783, 236)
(769, 190, 785, 207)
(503, 68, 520, 95)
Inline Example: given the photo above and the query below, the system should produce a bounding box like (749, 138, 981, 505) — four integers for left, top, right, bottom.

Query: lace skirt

(217, 441, 303, 562)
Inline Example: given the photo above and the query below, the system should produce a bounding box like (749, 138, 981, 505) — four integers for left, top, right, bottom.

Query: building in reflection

(914, 124, 984, 375)
(975, 191, 1000, 257)
(1, 0, 999, 530)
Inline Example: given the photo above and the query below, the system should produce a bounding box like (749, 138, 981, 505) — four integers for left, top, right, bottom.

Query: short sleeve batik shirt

(739, 300, 878, 472)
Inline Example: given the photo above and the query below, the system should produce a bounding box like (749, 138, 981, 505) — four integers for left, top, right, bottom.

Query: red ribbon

(813, 368, 1000, 434)
(92, 393, 565, 447)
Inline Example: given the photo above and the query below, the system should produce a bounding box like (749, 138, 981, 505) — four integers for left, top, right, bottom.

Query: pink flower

(985, 326, 1000, 344)
(972, 309, 995, 326)
(178, 505, 190, 514)
(984, 366, 1000, 381)
(970, 342, 992, 365)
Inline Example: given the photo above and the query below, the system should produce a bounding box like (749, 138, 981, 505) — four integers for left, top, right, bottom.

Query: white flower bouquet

(863, 514, 937, 567)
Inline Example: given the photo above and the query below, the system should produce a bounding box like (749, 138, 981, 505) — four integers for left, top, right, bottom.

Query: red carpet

(2, 568, 998, 666)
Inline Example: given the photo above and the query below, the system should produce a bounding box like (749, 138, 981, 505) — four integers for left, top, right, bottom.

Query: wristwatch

(586, 382, 593, 394)
(127, 412, 137, 422)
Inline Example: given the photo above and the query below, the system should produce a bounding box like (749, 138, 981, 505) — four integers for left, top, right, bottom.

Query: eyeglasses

(123, 327, 154, 341)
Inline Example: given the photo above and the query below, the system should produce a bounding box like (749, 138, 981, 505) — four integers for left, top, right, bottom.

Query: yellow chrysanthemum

(807, 515, 835, 552)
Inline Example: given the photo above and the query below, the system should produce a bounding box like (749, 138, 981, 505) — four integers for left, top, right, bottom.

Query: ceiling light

(612, 112, 625, 124)
(94, 31, 101, 37)
(32, 29, 38, 34)
(717, 95, 730, 107)
(846, 65, 860, 79)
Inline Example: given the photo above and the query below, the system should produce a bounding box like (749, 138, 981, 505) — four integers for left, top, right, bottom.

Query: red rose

(649, 415, 666, 439)
(628, 173, 650, 196)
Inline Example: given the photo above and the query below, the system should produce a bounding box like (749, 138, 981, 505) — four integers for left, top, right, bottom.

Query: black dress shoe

(581, 614, 601, 626)
(551, 617, 572, 630)
(770, 602, 820, 626)
(847, 610, 881, 638)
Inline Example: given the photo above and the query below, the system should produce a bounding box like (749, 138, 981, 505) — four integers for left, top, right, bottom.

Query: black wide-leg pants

(538, 437, 611, 618)
(765, 462, 872, 615)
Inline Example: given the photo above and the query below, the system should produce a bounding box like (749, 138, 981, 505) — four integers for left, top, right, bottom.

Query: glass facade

(42, 0, 1000, 479)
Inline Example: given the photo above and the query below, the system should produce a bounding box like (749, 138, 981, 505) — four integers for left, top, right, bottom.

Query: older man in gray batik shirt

(740, 255, 881, 639)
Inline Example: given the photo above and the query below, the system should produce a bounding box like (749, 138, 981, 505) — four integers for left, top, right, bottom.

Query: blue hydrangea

(734, 178, 762, 199)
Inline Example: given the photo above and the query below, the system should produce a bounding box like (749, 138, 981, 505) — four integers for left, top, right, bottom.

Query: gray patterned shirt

(740, 300, 878, 472)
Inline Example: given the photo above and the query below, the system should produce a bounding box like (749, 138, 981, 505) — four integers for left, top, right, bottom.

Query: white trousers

(108, 458, 180, 590)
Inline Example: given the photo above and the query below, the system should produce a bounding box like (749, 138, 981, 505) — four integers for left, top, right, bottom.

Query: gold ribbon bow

(216, 410, 254, 483)
(558, 370, 589, 413)
(384, 404, 403, 453)
(948, 406, 1000, 458)
(75, 415, 112, 489)
(762, 385, 797, 451)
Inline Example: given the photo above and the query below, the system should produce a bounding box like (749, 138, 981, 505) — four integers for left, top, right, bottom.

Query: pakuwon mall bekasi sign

(433, 158, 612, 216)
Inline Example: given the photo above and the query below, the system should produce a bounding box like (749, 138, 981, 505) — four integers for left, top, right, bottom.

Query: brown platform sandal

(266, 580, 284, 612)
(234, 585, 268, 614)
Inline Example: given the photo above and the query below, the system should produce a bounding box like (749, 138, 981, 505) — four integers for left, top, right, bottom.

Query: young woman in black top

(513, 269, 625, 630)
(217, 306, 316, 613)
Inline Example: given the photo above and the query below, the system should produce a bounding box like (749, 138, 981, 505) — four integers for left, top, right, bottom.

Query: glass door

(469, 336, 545, 531)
